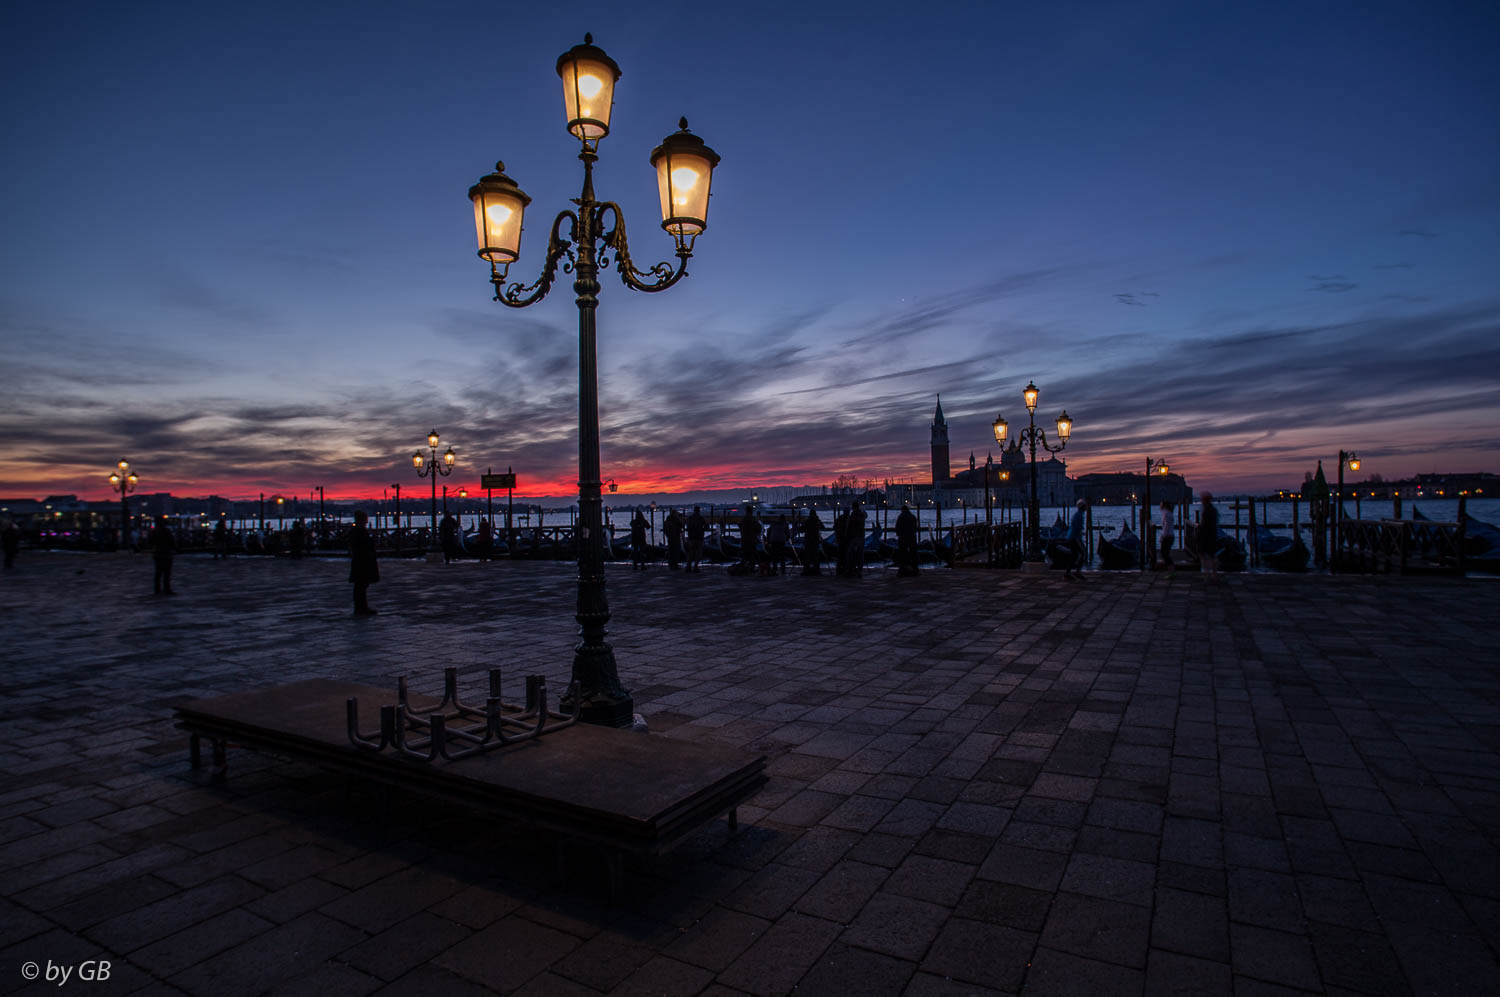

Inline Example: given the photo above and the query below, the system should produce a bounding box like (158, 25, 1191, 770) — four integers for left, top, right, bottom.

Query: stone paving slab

(2, 552, 1499, 995)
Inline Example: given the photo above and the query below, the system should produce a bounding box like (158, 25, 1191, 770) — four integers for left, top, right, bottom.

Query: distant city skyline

(4, 3, 1498, 502)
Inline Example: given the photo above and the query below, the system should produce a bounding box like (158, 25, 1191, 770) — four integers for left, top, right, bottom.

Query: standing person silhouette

(738, 506, 762, 575)
(801, 509, 824, 575)
(664, 508, 684, 570)
(150, 515, 176, 595)
(1159, 500, 1176, 571)
(348, 509, 379, 615)
(1198, 492, 1220, 579)
(213, 516, 228, 559)
(766, 515, 790, 575)
(439, 512, 459, 564)
(686, 506, 707, 573)
(630, 508, 650, 570)
(846, 502, 868, 578)
(895, 503, 920, 577)
(1065, 499, 1089, 580)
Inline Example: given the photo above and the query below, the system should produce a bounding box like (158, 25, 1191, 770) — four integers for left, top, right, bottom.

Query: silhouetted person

(213, 517, 228, 559)
(738, 507, 762, 575)
(801, 509, 823, 575)
(439, 513, 458, 564)
(1199, 492, 1220, 579)
(896, 503, 920, 576)
(686, 506, 706, 572)
(348, 509, 379, 615)
(664, 508, 684, 570)
(1065, 499, 1089, 580)
(767, 515, 790, 575)
(631, 509, 650, 570)
(846, 502, 868, 577)
(833, 508, 850, 576)
(2, 520, 18, 569)
(1159, 500, 1176, 571)
(289, 519, 305, 559)
(477, 518, 493, 561)
(150, 515, 176, 594)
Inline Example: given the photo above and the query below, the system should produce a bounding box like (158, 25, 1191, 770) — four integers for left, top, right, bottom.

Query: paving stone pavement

(2, 551, 1500, 996)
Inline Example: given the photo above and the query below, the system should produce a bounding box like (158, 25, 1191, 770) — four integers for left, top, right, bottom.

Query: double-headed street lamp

(992, 381, 1074, 561)
(466, 35, 720, 728)
(107, 459, 139, 548)
(413, 430, 456, 549)
(1142, 457, 1171, 571)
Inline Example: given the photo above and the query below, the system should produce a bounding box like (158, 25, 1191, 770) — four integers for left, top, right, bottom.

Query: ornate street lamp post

(413, 430, 456, 550)
(1334, 450, 1360, 566)
(992, 381, 1074, 561)
(1142, 457, 1170, 571)
(466, 35, 720, 728)
(107, 459, 139, 548)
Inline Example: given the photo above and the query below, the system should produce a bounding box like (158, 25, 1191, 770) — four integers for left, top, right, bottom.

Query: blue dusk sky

(2, 0, 1498, 500)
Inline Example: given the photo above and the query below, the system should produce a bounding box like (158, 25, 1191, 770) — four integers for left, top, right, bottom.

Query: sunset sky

(3, 1, 1498, 501)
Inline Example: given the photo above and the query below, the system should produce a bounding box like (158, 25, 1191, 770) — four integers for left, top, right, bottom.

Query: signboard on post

(482, 473, 516, 490)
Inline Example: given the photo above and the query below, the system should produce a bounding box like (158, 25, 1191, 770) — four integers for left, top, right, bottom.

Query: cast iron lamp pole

(1334, 450, 1360, 569)
(107, 459, 139, 548)
(413, 430, 456, 550)
(1142, 457, 1170, 571)
(992, 382, 1073, 561)
(467, 34, 721, 728)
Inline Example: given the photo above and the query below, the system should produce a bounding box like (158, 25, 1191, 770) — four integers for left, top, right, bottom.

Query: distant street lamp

(413, 430, 456, 549)
(1142, 457, 1171, 571)
(467, 34, 720, 727)
(1334, 450, 1361, 562)
(275, 495, 286, 531)
(107, 459, 139, 548)
(993, 381, 1074, 561)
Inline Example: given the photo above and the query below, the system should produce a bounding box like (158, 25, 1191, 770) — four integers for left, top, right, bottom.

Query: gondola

(1096, 522, 1140, 570)
(1215, 530, 1247, 571)
(1253, 526, 1309, 572)
(1460, 512, 1500, 572)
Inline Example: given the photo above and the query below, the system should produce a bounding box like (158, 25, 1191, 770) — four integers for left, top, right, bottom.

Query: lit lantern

(1157, 463, 1170, 475)
(413, 452, 425, 469)
(443, 447, 456, 467)
(650, 119, 721, 252)
(557, 34, 621, 145)
(992, 414, 1008, 446)
(1056, 411, 1072, 441)
(469, 163, 531, 272)
(108, 473, 121, 486)
(117, 459, 130, 472)
(1023, 382, 1039, 413)
(428, 431, 441, 449)
(1348, 454, 1360, 471)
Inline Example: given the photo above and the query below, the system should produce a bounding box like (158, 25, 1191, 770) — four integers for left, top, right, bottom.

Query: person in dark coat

(738, 507, 762, 574)
(895, 503, 920, 576)
(213, 516, 228, 559)
(289, 519, 305, 558)
(685, 506, 707, 572)
(630, 509, 650, 570)
(2, 520, 19, 569)
(439, 513, 459, 563)
(348, 509, 379, 615)
(801, 509, 823, 575)
(477, 518, 493, 561)
(664, 508, 684, 570)
(846, 502, 868, 577)
(149, 515, 176, 594)
(766, 514, 790, 575)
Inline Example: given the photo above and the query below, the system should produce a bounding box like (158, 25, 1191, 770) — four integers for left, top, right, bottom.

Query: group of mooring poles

(347, 666, 579, 762)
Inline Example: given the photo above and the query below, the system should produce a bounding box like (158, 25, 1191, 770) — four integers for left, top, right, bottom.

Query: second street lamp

(413, 430, 456, 550)
(467, 35, 720, 728)
(993, 380, 1075, 561)
(1143, 457, 1171, 571)
(107, 459, 139, 548)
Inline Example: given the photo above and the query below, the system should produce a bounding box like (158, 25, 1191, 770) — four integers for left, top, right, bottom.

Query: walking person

(686, 506, 706, 573)
(801, 509, 824, 575)
(1159, 500, 1176, 571)
(1065, 499, 1089, 580)
(1198, 492, 1220, 579)
(664, 508, 684, 570)
(2, 519, 19, 569)
(348, 509, 379, 615)
(150, 515, 176, 595)
(895, 503, 920, 576)
(630, 508, 650, 570)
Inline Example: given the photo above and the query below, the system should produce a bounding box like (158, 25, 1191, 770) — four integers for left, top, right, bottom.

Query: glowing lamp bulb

(485, 203, 513, 226)
(576, 73, 604, 98)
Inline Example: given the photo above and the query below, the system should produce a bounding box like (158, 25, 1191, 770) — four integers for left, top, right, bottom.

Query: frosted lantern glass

(560, 58, 616, 141)
(655, 151, 714, 237)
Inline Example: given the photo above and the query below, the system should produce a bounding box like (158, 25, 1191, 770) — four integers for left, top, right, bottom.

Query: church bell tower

(931, 395, 951, 484)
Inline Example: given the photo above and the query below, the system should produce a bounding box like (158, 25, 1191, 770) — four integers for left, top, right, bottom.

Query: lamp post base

(565, 644, 635, 728)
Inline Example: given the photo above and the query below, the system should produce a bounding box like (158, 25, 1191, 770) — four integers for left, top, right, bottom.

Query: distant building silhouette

(930, 395, 950, 485)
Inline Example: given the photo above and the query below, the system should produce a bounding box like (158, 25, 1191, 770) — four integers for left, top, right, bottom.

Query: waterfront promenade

(2, 554, 1498, 995)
